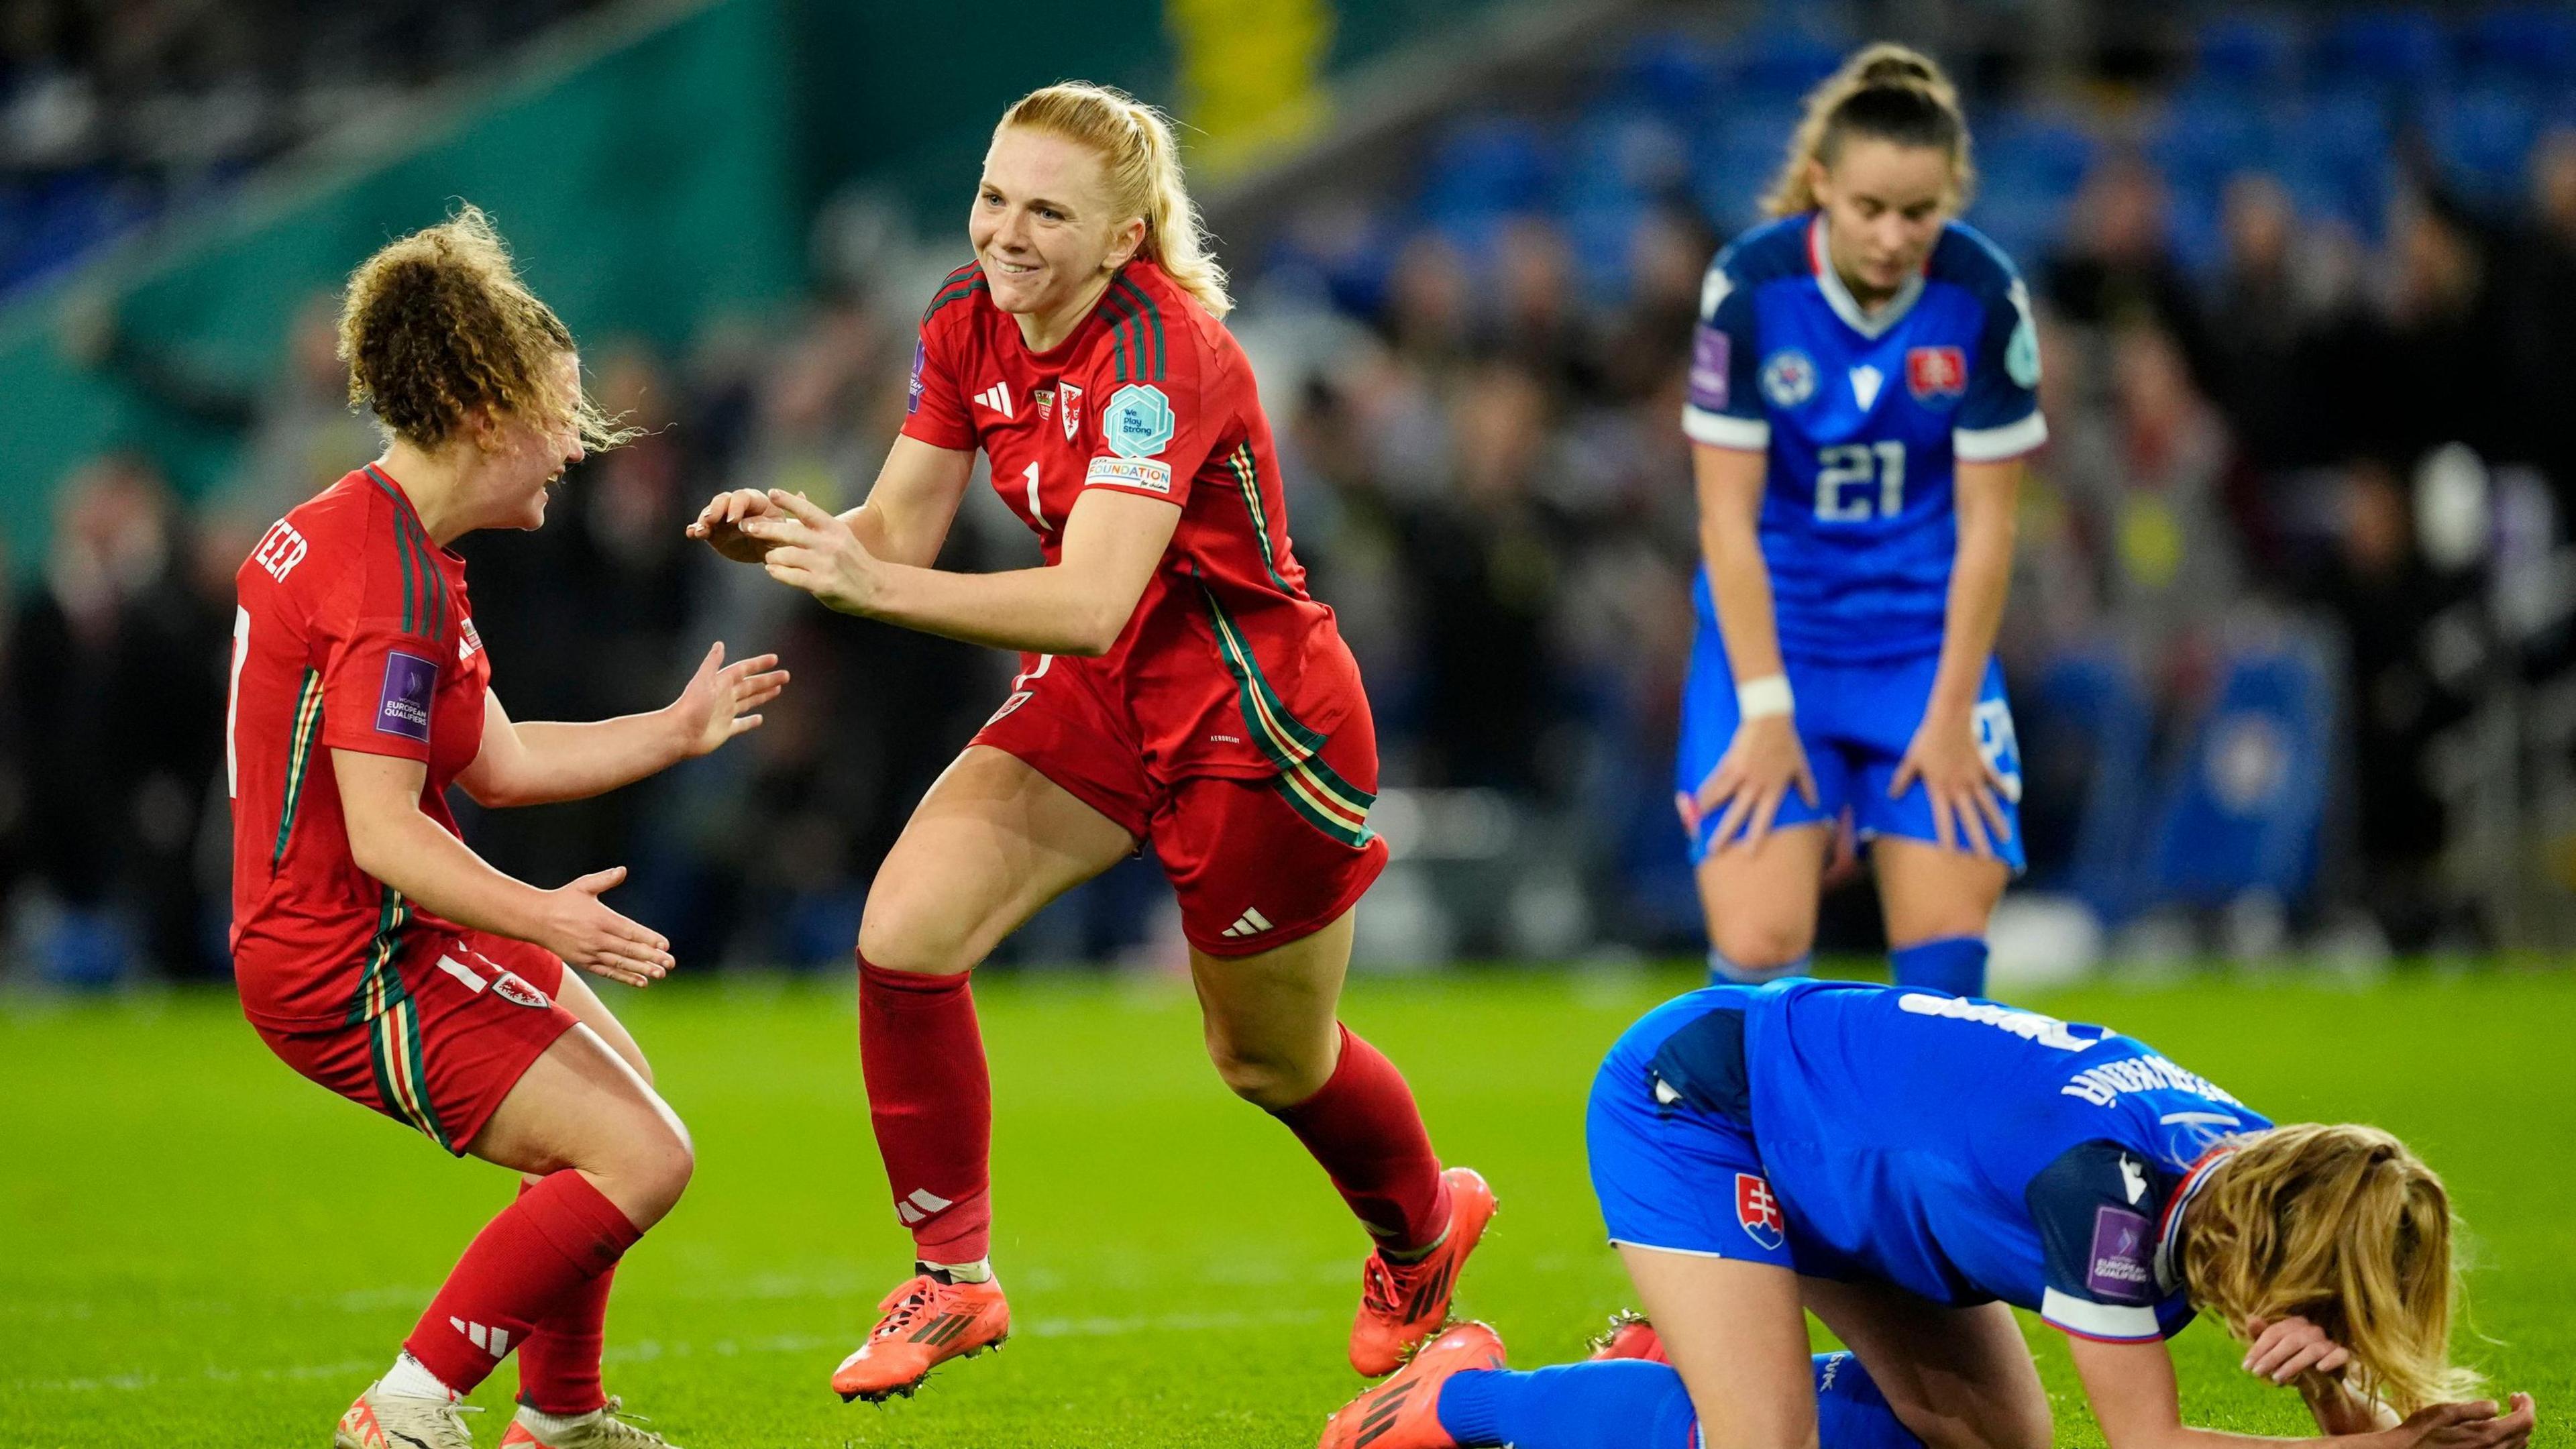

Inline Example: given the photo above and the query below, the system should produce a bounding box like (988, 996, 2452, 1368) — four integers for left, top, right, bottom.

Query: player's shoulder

(1712, 213, 1817, 287)
(1927, 220, 2027, 304)
(920, 259, 992, 333)
(297, 468, 441, 621)
(1092, 260, 1227, 390)
(256, 470, 378, 584)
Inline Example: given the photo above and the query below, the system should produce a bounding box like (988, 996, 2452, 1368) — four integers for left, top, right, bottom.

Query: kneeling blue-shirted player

(1675, 44, 2044, 997)
(1320, 979, 2538, 1449)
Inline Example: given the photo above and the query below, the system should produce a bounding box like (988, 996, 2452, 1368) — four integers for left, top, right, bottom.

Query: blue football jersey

(1644, 979, 2269, 1342)
(1682, 215, 2046, 663)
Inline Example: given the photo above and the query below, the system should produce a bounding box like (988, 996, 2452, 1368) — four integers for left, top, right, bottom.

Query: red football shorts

(254, 930, 579, 1156)
(970, 656, 1389, 958)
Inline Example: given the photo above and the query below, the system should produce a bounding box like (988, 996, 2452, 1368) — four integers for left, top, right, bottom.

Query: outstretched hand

(666, 641, 788, 757)
(686, 488, 786, 564)
(2389, 1395, 2538, 1449)
(739, 488, 886, 615)
(538, 865, 673, 989)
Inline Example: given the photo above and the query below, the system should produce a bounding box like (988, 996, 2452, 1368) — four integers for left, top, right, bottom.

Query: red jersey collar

(360, 463, 462, 559)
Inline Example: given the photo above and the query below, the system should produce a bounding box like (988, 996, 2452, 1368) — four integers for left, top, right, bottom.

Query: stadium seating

(2136, 634, 2341, 912)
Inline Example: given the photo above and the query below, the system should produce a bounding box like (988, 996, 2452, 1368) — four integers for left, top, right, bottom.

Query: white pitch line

(9, 1305, 1330, 1395)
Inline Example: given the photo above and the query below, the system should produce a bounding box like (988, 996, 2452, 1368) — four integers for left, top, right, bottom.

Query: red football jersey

(227, 465, 490, 1031)
(901, 258, 1364, 784)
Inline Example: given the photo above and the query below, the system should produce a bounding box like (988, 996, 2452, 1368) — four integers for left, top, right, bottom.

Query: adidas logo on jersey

(1219, 907, 1274, 939)
(894, 1188, 954, 1226)
(449, 1317, 511, 1356)
(974, 382, 1015, 419)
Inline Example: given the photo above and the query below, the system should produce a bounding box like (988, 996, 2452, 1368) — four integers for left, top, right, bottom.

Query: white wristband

(1736, 674, 1794, 720)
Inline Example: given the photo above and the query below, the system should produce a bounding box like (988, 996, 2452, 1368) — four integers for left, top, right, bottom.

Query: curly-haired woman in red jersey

(690, 81, 1492, 1403)
(230, 205, 784, 1449)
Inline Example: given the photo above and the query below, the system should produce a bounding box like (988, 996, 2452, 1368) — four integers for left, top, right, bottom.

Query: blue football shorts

(1675, 629, 2025, 871)
(1586, 987, 1798, 1269)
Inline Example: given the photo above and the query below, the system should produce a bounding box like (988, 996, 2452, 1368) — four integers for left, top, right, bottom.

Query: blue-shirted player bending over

(1676, 45, 2045, 996)
(1320, 979, 2537, 1449)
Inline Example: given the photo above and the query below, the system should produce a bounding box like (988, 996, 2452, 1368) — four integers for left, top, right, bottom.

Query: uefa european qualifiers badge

(1907, 345, 1968, 406)
(906, 340, 926, 415)
(2086, 1203, 2155, 1303)
(1759, 349, 1816, 410)
(376, 650, 437, 743)
(1735, 1172, 1786, 1251)
(1688, 329, 1730, 411)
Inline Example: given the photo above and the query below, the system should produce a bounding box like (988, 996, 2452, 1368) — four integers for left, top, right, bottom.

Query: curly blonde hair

(1762, 42, 1974, 217)
(2182, 1124, 2483, 1415)
(998, 81, 1231, 318)
(337, 203, 635, 452)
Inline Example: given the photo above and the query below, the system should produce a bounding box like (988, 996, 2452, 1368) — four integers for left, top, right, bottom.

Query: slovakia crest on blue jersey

(1907, 345, 1967, 403)
(1735, 1172, 1786, 1250)
(1760, 349, 1816, 409)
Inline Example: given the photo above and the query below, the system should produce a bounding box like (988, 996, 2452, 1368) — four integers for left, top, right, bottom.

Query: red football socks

(402, 1169, 641, 1393)
(1273, 1024, 1452, 1254)
(512, 1181, 614, 1416)
(858, 957, 994, 1264)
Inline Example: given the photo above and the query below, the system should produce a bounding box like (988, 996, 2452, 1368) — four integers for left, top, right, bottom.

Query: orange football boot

(1585, 1309, 1667, 1363)
(830, 1271, 1010, 1402)
(1350, 1166, 1498, 1376)
(1318, 1320, 1507, 1449)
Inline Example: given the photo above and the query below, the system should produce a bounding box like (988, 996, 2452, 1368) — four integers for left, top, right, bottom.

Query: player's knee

(635, 1121, 696, 1220)
(1206, 1038, 1327, 1110)
(857, 894, 977, 977)
(1710, 919, 1813, 973)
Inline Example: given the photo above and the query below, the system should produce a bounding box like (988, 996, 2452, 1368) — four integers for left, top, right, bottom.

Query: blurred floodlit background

(5, 0, 2576, 987)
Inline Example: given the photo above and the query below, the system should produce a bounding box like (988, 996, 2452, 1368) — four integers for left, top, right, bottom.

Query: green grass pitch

(3, 967, 2569, 1448)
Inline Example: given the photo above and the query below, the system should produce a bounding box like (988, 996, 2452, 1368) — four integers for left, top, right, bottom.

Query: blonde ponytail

(2181, 1124, 2484, 1415)
(1762, 42, 1974, 217)
(999, 81, 1233, 318)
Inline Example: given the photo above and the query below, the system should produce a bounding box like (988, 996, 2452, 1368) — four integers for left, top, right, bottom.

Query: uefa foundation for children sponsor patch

(2086, 1205, 2153, 1301)
(1735, 1171, 1786, 1250)
(376, 651, 437, 742)
(1087, 456, 1173, 494)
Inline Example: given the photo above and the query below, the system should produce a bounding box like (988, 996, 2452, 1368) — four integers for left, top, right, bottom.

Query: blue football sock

(1437, 1360, 1697, 1449)
(1709, 950, 1813, 985)
(1814, 1350, 1927, 1449)
(1435, 1352, 1923, 1449)
(1889, 935, 1986, 996)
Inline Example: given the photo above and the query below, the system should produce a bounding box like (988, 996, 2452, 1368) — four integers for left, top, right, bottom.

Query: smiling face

(971, 126, 1144, 324)
(1809, 137, 1955, 303)
(474, 351, 588, 531)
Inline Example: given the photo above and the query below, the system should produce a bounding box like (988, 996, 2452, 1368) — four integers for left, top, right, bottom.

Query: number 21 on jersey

(1815, 441, 1905, 523)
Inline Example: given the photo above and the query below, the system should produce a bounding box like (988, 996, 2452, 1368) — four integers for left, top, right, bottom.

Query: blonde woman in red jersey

(690, 81, 1492, 1402)
(231, 206, 783, 1449)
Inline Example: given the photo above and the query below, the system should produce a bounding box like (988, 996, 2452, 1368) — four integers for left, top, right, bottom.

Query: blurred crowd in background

(0, 0, 608, 292)
(9, 4, 2576, 982)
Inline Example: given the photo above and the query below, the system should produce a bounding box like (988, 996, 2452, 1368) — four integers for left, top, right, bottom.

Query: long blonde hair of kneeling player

(2185, 1124, 2481, 1415)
